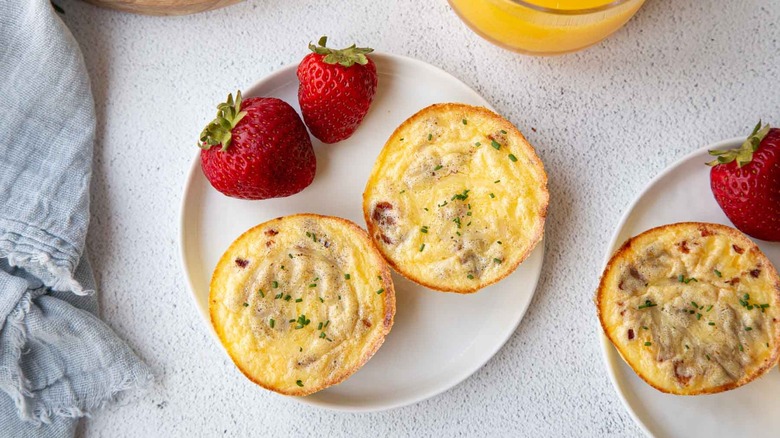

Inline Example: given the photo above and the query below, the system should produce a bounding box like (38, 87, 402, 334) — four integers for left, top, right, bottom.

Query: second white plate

(600, 139, 780, 437)
(180, 53, 545, 411)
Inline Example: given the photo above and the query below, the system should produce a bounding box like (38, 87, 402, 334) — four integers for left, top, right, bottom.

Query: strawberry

(199, 91, 316, 200)
(297, 36, 378, 144)
(708, 121, 780, 241)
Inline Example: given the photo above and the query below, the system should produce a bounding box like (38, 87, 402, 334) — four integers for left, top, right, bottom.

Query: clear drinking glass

(448, 0, 646, 56)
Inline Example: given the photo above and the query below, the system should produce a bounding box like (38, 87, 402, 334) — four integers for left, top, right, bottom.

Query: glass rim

(509, 0, 633, 15)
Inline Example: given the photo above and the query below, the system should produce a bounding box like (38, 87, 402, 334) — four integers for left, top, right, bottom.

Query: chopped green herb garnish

(744, 293, 750, 300)
(452, 189, 470, 201)
(644, 342, 652, 346)
(475, 142, 481, 146)
(706, 354, 711, 360)
(420, 226, 429, 233)
(294, 314, 310, 329)
(311, 233, 317, 242)
(466, 212, 472, 216)
(493, 258, 502, 264)
(288, 253, 293, 259)
(419, 243, 425, 252)
(678, 275, 697, 284)
(309, 284, 317, 288)
(400, 137, 404, 141)
(319, 332, 326, 339)
(326, 337, 333, 342)
(319, 297, 324, 303)
(467, 274, 474, 279)
(272, 281, 279, 288)
(745, 326, 753, 331)
(376, 288, 384, 295)
(453, 217, 461, 228)
(296, 380, 303, 387)
(500, 129, 507, 134)
(434, 165, 443, 171)
(428, 133, 433, 141)
(295, 298, 303, 303)
(641, 326, 648, 330)
(345, 273, 351, 280)
(706, 305, 713, 312)
(324, 320, 330, 328)
(274, 293, 283, 299)
(318, 322, 323, 330)
(438, 200, 448, 207)
(708, 322, 715, 326)
(269, 318, 275, 328)
(696, 313, 702, 320)
(489, 193, 495, 199)
(637, 300, 657, 309)
(284, 295, 291, 301)
(424, 207, 429, 211)
(494, 180, 500, 183)
(462, 119, 467, 125)
(497, 240, 502, 244)
(685, 344, 689, 349)
(508, 154, 517, 162)
(739, 343, 744, 352)
(242, 302, 248, 307)
(258, 289, 265, 298)
(691, 301, 699, 308)
(400, 189, 405, 194)
(714, 269, 722, 277)
(491, 140, 501, 150)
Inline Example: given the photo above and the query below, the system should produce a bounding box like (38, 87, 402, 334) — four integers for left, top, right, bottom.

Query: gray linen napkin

(0, 0, 153, 436)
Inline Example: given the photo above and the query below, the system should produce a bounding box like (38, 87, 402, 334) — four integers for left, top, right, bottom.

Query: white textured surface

(52, 0, 780, 436)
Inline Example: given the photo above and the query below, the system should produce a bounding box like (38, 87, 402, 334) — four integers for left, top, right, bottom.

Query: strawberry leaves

(199, 91, 248, 151)
(308, 36, 373, 68)
(707, 121, 771, 167)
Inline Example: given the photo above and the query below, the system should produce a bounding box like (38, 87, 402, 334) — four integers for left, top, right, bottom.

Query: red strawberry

(708, 121, 780, 241)
(297, 36, 378, 144)
(199, 91, 315, 200)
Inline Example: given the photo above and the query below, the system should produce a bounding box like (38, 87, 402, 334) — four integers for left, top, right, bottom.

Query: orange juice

(449, 0, 645, 55)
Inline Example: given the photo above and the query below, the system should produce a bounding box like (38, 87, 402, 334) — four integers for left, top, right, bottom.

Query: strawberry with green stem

(199, 91, 316, 200)
(297, 36, 378, 144)
(708, 121, 780, 241)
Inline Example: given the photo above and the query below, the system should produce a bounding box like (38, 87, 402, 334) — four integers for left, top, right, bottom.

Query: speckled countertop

(53, 0, 780, 436)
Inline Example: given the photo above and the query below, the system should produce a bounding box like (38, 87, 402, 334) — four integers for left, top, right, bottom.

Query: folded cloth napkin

(0, 0, 153, 436)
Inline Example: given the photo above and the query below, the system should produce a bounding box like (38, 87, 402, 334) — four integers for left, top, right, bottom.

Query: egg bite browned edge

(208, 213, 396, 396)
(595, 221, 780, 395)
(362, 102, 548, 294)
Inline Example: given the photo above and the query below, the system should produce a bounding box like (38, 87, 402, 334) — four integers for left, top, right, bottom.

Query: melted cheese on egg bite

(597, 222, 780, 395)
(209, 214, 395, 396)
(363, 103, 548, 293)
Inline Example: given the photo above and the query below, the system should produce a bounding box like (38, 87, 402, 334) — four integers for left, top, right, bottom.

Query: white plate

(180, 53, 545, 412)
(599, 139, 780, 437)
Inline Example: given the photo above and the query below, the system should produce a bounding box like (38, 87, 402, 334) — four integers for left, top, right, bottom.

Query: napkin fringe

(2, 289, 153, 425)
(3, 247, 91, 296)
(30, 372, 154, 424)
(3, 291, 35, 420)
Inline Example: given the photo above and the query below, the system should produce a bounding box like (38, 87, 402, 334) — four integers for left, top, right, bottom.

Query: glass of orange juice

(448, 0, 645, 56)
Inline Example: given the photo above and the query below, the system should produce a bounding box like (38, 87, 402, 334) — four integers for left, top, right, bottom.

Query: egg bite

(209, 214, 395, 396)
(363, 103, 548, 293)
(597, 222, 780, 395)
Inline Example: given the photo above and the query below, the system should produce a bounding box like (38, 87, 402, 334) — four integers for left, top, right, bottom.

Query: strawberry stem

(199, 91, 247, 151)
(707, 120, 771, 167)
(308, 36, 373, 68)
